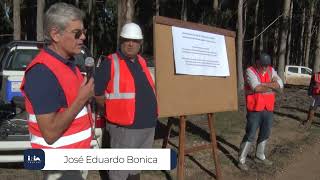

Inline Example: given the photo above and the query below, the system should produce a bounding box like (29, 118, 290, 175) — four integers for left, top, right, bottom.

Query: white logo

(27, 155, 41, 163)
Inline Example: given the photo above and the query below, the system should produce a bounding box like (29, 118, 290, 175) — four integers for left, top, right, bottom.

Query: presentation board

(153, 16, 238, 118)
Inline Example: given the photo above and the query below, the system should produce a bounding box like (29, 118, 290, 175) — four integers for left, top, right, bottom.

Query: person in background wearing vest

(238, 52, 283, 171)
(301, 71, 320, 129)
(94, 23, 157, 180)
(20, 3, 94, 180)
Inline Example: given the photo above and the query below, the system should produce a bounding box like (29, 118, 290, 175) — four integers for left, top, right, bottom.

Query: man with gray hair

(20, 2, 93, 180)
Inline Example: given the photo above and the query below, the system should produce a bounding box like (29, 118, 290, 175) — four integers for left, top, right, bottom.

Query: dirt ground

(1, 86, 320, 180)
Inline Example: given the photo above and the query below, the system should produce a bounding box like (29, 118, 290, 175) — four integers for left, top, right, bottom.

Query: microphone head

(85, 57, 95, 67)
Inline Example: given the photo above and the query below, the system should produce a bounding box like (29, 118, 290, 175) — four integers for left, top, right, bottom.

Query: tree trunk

(156, 0, 159, 16)
(75, 0, 79, 7)
(285, 0, 293, 65)
(251, 0, 259, 65)
(37, 0, 44, 41)
(181, 0, 187, 21)
(213, 0, 218, 11)
(300, 7, 306, 65)
(13, 0, 21, 40)
(117, 0, 135, 47)
(272, 26, 279, 67)
(313, 26, 320, 72)
(89, 0, 96, 56)
(278, 0, 291, 81)
(304, 2, 315, 67)
(259, 0, 264, 52)
(237, 0, 244, 89)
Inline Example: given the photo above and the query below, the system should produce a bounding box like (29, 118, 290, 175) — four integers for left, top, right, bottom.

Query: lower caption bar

(24, 148, 177, 170)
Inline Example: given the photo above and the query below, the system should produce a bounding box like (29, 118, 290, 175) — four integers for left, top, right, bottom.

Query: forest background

(0, 0, 318, 89)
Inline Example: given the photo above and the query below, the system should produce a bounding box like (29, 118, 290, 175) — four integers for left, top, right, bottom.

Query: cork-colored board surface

(153, 16, 238, 118)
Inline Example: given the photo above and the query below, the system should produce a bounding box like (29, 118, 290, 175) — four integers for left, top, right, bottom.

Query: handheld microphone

(85, 57, 95, 83)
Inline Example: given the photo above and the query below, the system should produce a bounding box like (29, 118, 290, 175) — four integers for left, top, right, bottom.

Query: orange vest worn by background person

(104, 53, 155, 126)
(20, 50, 92, 148)
(312, 72, 320, 95)
(245, 66, 276, 112)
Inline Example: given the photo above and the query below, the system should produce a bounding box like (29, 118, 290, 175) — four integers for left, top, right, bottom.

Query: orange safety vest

(312, 73, 320, 95)
(104, 53, 156, 126)
(245, 66, 275, 112)
(20, 50, 92, 148)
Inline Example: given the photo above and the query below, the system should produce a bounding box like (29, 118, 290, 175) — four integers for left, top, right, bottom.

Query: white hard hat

(120, 23, 143, 40)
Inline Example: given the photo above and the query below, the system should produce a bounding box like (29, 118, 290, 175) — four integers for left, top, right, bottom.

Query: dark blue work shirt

(24, 47, 77, 114)
(94, 50, 157, 129)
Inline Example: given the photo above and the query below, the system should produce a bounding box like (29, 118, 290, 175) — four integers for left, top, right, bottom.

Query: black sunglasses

(66, 29, 87, 39)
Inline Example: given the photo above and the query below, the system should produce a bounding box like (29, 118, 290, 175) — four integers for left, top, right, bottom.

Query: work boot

(255, 140, 273, 166)
(238, 162, 249, 171)
(254, 157, 273, 166)
(238, 141, 252, 171)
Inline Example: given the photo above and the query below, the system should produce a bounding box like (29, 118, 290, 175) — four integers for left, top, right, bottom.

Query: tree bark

(117, 0, 135, 46)
(89, 0, 96, 56)
(181, 0, 187, 21)
(237, 0, 244, 89)
(313, 26, 320, 72)
(213, 0, 218, 11)
(304, 1, 315, 67)
(300, 7, 306, 65)
(278, 0, 291, 80)
(251, 0, 259, 65)
(272, 26, 279, 67)
(285, 0, 293, 65)
(37, 0, 44, 41)
(13, 0, 21, 40)
(75, 0, 79, 7)
(156, 0, 160, 16)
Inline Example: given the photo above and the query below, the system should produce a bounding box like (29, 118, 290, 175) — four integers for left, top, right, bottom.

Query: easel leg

(162, 117, 174, 148)
(178, 116, 186, 180)
(208, 113, 222, 180)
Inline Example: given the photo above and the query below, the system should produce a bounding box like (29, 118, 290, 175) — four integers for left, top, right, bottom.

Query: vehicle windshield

(6, 49, 40, 70)
(4, 48, 88, 71)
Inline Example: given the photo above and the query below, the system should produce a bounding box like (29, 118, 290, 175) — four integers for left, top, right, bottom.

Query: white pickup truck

(284, 65, 312, 86)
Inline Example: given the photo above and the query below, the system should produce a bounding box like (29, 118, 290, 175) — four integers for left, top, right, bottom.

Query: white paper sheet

(172, 26, 230, 77)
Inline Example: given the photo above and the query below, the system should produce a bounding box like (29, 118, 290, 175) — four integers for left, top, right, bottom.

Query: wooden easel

(162, 113, 222, 180)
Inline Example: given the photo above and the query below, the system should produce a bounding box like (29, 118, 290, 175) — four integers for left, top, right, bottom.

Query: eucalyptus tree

(13, 0, 21, 40)
(237, 0, 244, 89)
(278, 0, 291, 80)
(285, 0, 293, 65)
(117, 0, 135, 46)
(304, 0, 316, 67)
(36, 0, 44, 41)
(313, 25, 320, 72)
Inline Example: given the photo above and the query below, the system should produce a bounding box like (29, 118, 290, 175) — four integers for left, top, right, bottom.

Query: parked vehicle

(284, 65, 312, 86)
(0, 41, 104, 162)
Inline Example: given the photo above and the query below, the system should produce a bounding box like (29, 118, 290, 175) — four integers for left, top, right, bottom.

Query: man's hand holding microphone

(77, 57, 95, 104)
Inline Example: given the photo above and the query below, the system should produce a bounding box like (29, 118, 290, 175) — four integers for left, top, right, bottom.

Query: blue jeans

(241, 111, 273, 144)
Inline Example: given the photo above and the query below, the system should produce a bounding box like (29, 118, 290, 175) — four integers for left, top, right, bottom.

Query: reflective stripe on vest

(28, 107, 88, 123)
(20, 50, 92, 148)
(105, 53, 135, 100)
(30, 128, 91, 148)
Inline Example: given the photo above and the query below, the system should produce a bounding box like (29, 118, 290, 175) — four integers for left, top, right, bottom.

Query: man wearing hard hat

(94, 23, 157, 180)
(238, 52, 283, 171)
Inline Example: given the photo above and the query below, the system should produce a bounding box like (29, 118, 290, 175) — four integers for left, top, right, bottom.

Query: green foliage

(93, 0, 117, 56)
